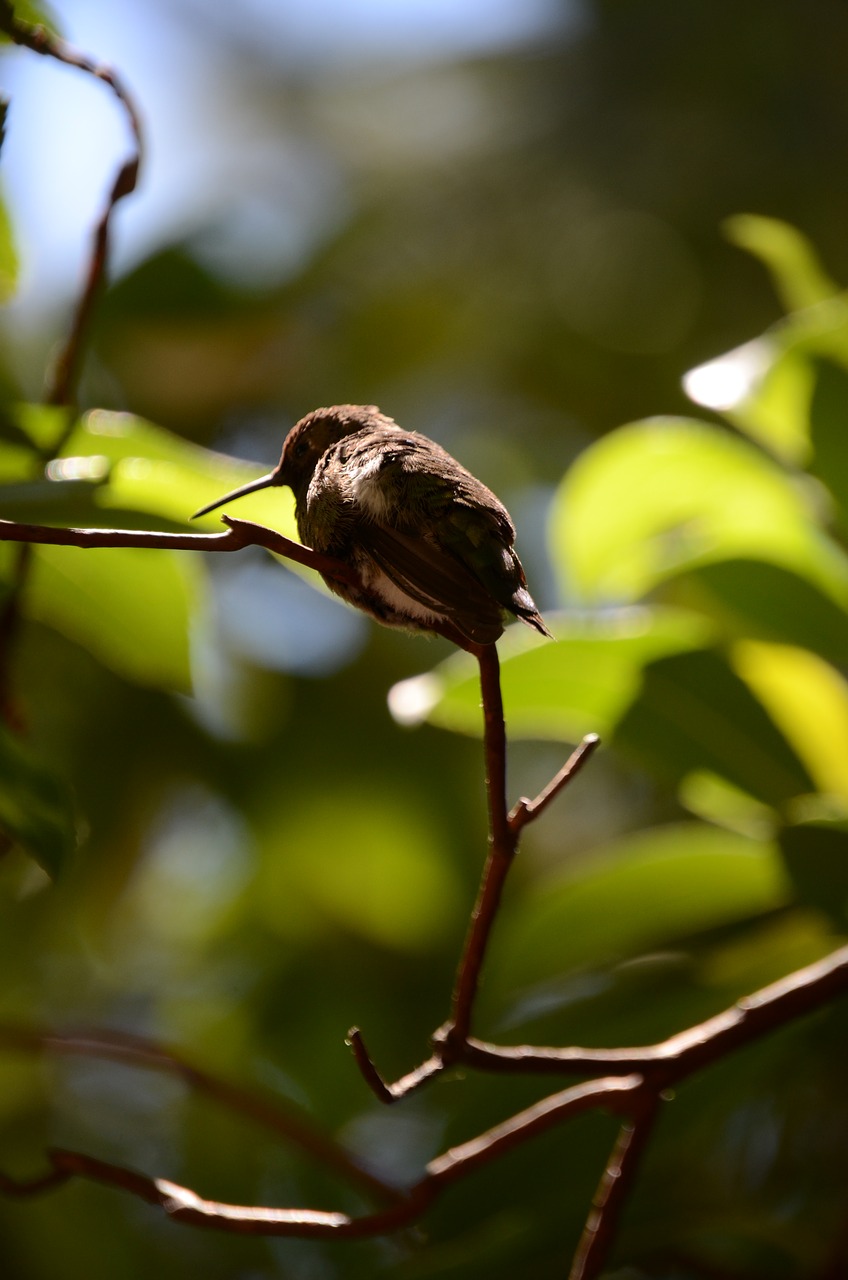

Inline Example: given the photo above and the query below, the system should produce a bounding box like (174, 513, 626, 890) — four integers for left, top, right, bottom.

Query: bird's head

(191, 404, 393, 519)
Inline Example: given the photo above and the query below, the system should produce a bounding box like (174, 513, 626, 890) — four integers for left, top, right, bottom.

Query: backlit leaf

(550, 417, 848, 607)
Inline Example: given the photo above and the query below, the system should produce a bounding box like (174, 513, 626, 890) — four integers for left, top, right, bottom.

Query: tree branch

(4, 941, 843, 1248)
(0, 1024, 398, 1205)
(447, 642, 513, 1045)
(0, 3, 143, 410)
(0, 1076, 643, 1236)
(0, 8, 144, 704)
(456, 941, 848, 1084)
(568, 1091, 663, 1280)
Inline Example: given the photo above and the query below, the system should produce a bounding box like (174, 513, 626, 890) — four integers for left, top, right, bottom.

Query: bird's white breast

(348, 454, 393, 520)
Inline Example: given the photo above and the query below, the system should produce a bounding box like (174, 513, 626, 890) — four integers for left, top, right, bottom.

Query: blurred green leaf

(549, 417, 848, 607)
(779, 820, 848, 927)
(26, 544, 202, 689)
(0, 723, 76, 876)
(0, 1, 61, 39)
(0, 438, 42, 483)
(0, 189, 18, 302)
(724, 215, 840, 312)
(679, 771, 777, 840)
(725, 346, 814, 465)
(732, 640, 848, 801)
(615, 649, 815, 808)
(809, 358, 848, 531)
(64, 409, 297, 534)
(682, 558, 848, 667)
(6, 403, 72, 453)
(491, 822, 788, 986)
(390, 607, 715, 740)
(682, 318, 848, 467)
(255, 787, 461, 952)
(0, 478, 109, 524)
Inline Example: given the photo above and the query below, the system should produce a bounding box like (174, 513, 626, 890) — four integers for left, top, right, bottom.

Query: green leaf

(0, 724, 76, 876)
(615, 648, 815, 808)
(8, 403, 73, 454)
(779, 819, 848, 927)
(723, 215, 840, 312)
(489, 822, 789, 986)
(255, 787, 461, 953)
(732, 640, 848, 801)
(678, 771, 776, 839)
(0, 478, 109, 524)
(0, 1, 61, 40)
(681, 558, 848, 668)
(550, 417, 848, 607)
(0, 188, 18, 302)
(388, 606, 715, 740)
(26, 544, 203, 690)
(0, 438, 45, 483)
(63, 409, 297, 535)
(809, 358, 848, 531)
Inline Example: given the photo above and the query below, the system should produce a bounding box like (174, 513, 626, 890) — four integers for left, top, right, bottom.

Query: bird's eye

(294, 440, 309, 458)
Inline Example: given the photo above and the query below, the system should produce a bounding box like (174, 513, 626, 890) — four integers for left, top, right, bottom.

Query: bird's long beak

(191, 471, 280, 520)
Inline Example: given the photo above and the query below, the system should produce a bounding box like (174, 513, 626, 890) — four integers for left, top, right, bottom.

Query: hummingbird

(192, 405, 551, 646)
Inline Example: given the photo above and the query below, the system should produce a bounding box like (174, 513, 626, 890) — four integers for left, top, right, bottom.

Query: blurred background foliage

(2, 1, 848, 1276)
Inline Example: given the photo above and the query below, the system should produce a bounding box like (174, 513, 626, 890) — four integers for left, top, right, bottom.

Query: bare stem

(0, 5, 143, 411)
(0, 1024, 397, 1205)
(568, 1092, 662, 1280)
(0, 1075, 643, 1237)
(0, 516, 358, 582)
(509, 733, 600, 833)
(0, 10, 143, 700)
(447, 642, 515, 1044)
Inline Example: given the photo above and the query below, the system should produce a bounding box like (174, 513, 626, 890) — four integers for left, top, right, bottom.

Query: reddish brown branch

(447, 642, 513, 1045)
(0, 9, 144, 701)
(424, 1075, 642, 1189)
(0, 518, 485, 654)
(6, 939, 842, 1242)
(568, 1091, 662, 1280)
(350, 732, 602, 1100)
(509, 733, 601, 833)
(0, 1024, 397, 1205)
(0, 4, 143, 410)
(347, 1027, 444, 1103)
(0, 516, 360, 582)
(0, 1076, 642, 1236)
(455, 941, 848, 1084)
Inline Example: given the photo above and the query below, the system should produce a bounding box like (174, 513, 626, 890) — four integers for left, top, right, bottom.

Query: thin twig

(0, 1076, 643, 1236)
(568, 1091, 662, 1280)
(0, 8, 144, 702)
(447, 642, 514, 1045)
(352, 689, 598, 1098)
(509, 733, 600, 833)
(455, 941, 848, 1079)
(0, 516, 357, 579)
(345, 1028, 395, 1104)
(351, 941, 848, 1101)
(0, 4, 143, 411)
(0, 517, 478, 651)
(0, 1024, 398, 1204)
(347, 1027, 447, 1104)
(5, 937, 845, 1242)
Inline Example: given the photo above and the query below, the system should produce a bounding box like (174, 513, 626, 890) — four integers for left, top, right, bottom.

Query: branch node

(509, 732, 601, 834)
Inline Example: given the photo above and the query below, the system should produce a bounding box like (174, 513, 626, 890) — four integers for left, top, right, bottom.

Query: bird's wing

(357, 522, 505, 644)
